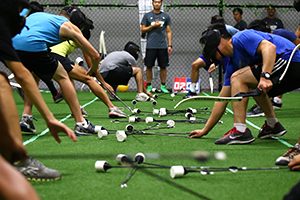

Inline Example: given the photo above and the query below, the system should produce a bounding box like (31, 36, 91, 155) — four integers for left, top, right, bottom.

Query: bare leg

(159, 68, 167, 84)
(0, 156, 39, 200)
(68, 64, 114, 109)
(146, 66, 153, 84)
(132, 67, 144, 93)
(52, 63, 84, 122)
(0, 74, 28, 163)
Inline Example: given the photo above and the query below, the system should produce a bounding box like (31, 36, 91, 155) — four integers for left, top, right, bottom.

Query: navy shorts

(16, 50, 58, 82)
(50, 52, 74, 73)
(101, 66, 133, 91)
(251, 61, 300, 97)
(144, 48, 169, 68)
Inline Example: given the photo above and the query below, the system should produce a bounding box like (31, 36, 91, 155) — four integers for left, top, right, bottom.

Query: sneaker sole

(75, 131, 94, 136)
(215, 138, 255, 145)
(258, 130, 287, 139)
(27, 176, 62, 182)
(247, 113, 265, 117)
(109, 114, 127, 119)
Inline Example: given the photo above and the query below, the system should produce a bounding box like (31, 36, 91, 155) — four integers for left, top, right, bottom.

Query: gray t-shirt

(99, 50, 137, 73)
(141, 11, 171, 49)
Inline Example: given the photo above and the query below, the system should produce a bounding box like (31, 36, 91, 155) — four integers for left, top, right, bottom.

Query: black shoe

(215, 127, 255, 145)
(14, 157, 61, 181)
(258, 121, 287, 139)
(53, 92, 64, 103)
(20, 115, 36, 133)
(246, 104, 265, 117)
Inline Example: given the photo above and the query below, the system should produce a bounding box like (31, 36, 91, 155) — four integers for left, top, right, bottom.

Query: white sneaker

(135, 93, 150, 102)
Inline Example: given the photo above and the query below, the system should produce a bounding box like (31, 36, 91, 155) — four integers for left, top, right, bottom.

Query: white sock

(190, 83, 196, 93)
(266, 118, 278, 128)
(234, 123, 247, 133)
(76, 120, 88, 128)
(273, 97, 282, 104)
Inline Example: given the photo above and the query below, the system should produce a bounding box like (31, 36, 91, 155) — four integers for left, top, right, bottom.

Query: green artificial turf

(16, 90, 300, 200)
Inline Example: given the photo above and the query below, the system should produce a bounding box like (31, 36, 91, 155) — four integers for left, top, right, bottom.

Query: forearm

(201, 86, 231, 134)
(202, 101, 228, 134)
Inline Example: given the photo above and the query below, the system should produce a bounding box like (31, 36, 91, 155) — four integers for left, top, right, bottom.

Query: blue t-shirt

(141, 11, 171, 49)
(13, 12, 68, 52)
(223, 29, 300, 86)
(272, 29, 297, 43)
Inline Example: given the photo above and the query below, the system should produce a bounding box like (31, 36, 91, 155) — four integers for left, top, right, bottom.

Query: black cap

(199, 29, 221, 61)
(124, 41, 140, 60)
(294, 0, 300, 11)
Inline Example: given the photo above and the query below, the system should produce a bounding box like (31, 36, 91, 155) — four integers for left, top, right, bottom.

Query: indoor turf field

(17, 90, 300, 200)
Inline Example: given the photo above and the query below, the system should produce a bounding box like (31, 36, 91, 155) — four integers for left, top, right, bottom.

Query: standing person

(232, 7, 247, 30)
(262, 5, 284, 31)
(140, 0, 173, 94)
(100, 41, 152, 101)
(0, 0, 76, 183)
(12, 8, 105, 136)
(190, 24, 300, 146)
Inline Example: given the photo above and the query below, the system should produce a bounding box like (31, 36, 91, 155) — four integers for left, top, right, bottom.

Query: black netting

(1, 1, 297, 92)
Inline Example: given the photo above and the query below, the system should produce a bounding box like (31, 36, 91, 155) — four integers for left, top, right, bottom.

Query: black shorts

(16, 50, 58, 82)
(144, 48, 169, 68)
(251, 61, 300, 97)
(101, 66, 133, 91)
(0, 18, 20, 62)
(50, 52, 74, 73)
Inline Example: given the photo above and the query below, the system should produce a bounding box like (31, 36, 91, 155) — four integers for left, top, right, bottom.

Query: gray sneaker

(109, 107, 127, 118)
(74, 119, 106, 136)
(275, 143, 300, 165)
(20, 115, 36, 133)
(215, 127, 255, 145)
(14, 157, 61, 181)
(246, 104, 265, 117)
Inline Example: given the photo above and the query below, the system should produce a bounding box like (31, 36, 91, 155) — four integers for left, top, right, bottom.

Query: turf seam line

(202, 92, 293, 148)
(23, 97, 98, 146)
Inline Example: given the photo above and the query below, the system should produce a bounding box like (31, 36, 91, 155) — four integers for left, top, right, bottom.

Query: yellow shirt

(50, 40, 77, 57)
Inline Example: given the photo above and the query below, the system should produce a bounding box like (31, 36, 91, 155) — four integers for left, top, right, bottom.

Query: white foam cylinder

(128, 116, 137, 122)
(116, 130, 127, 142)
(145, 117, 154, 123)
(159, 108, 167, 116)
(95, 160, 107, 172)
(153, 109, 160, 115)
(166, 120, 175, 127)
(97, 129, 108, 139)
(170, 165, 185, 179)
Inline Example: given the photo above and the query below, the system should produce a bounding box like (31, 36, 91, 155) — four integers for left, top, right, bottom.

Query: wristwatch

(261, 72, 271, 79)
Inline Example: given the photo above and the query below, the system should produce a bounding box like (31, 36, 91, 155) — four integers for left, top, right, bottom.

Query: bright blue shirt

(272, 29, 297, 43)
(223, 29, 300, 86)
(13, 12, 68, 52)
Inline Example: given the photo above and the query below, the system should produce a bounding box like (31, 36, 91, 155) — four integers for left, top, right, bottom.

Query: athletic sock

(234, 123, 247, 133)
(266, 118, 278, 128)
(273, 97, 282, 104)
(190, 83, 196, 93)
(76, 119, 88, 128)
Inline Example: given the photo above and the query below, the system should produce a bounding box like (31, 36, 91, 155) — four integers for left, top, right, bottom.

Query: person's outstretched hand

(188, 129, 207, 138)
(288, 154, 300, 171)
(47, 119, 77, 143)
